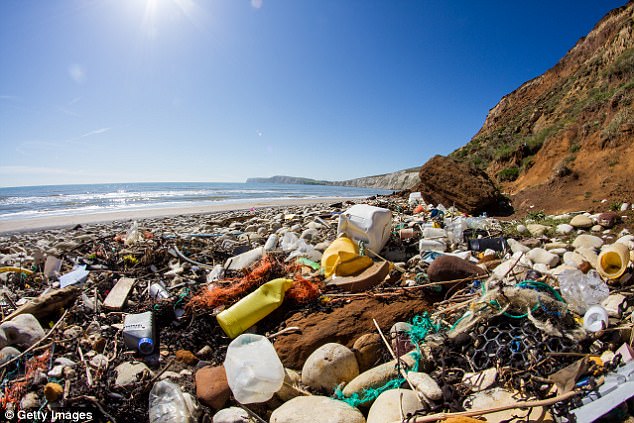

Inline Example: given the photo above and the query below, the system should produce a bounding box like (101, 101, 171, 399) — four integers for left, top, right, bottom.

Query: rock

(408, 372, 442, 400)
(526, 248, 559, 267)
(601, 294, 627, 318)
(390, 322, 414, 355)
(462, 367, 498, 392)
(89, 354, 108, 369)
(176, 349, 198, 365)
(544, 242, 568, 250)
(159, 371, 182, 380)
(414, 155, 505, 216)
(549, 248, 568, 256)
(576, 247, 598, 267)
(590, 225, 603, 232)
(556, 224, 574, 235)
(427, 255, 487, 282)
(20, 392, 40, 409)
(44, 382, 63, 402)
(621, 203, 630, 212)
(526, 224, 548, 237)
(352, 333, 383, 372)
(342, 353, 417, 397)
(48, 365, 65, 378)
(0, 313, 45, 349)
(563, 252, 587, 268)
(367, 389, 421, 423)
(195, 365, 230, 410)
(507, 239, 530, 254)
(0, 346, 21, 364)
(301, 343, 359, 393)
(270, 396, 365, 423)
(197, 345, 213, 358)
(213, 407, 255, 423)
(533, 263, 550, 274)
(573, 234, 604, 250)
(114, 361, 153, 387)
(516, 224, 527, 234)
(63, 325, 83, 339)
(570, 215, 593, 229)
(54, 357, 76, 368)
(464, 388, 551, 422)
(276, 368, 303, 402)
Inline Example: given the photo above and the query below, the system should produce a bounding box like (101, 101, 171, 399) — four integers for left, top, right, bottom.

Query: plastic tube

(597, 243, 630, 280)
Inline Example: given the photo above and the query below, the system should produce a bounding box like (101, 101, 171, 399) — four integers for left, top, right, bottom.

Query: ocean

(0, 182, 393, 221)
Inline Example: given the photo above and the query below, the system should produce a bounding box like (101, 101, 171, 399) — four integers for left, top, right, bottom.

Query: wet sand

(0, 197, 351, 234)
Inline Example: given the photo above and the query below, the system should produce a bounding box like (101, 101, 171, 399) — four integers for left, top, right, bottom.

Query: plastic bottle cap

(584, 305, 609, 333)
(138, 337, 154, 355)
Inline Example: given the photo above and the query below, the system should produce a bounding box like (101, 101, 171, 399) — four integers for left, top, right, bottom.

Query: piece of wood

(103, 277, 136, 310)
(2, 286, 80, 323)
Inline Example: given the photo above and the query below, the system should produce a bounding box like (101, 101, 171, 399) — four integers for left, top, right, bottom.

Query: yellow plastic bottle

(321, 236, 373, 278)
(597, 242, 630, 280)
(216, 278, 293, 338)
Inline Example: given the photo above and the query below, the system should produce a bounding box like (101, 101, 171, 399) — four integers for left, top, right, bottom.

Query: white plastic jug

(337, 204, 392, 253)
(223, 334, 285, 404)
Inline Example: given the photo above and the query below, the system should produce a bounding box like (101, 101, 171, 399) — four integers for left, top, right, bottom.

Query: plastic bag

(558, 269, 609, 314)
(149, 380, 200, 423)
(224, 334, 285, 404)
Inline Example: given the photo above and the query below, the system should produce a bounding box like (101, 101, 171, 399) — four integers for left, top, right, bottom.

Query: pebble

(20, 392, 40, 409)
(270, 396, 365, 423)
(0, 313, 45, 348)
(213, 407, 255, 423)
(63, 325, 84, 339)
(526, 248, 559, 267)
(276, 368, 303, 402)
(572, 234, 604, 250)
(0, 346, 21, 364)
(507, 239, 530, 254)
(195, 365, 230, 410)
(89, 354, 108, 369)
(526, 224, 548, 237)
(342, 352, 417, 397)
(302, 343, 359, 393)
(352, 333, 383, 372)
(114, 361, 153, 387)
(367, 389, 421, 423)
(516, 224, 527, 234)
(407, 372, 442, 400)
(464, 388, 550, 422)
(570, 215, 593, 229)
(591, 225, 603, 232)
(176, 349, 198, 365)
(556, 223, 574, 235)
(159, 371, 182, 380)
(462, 367, 498, 392)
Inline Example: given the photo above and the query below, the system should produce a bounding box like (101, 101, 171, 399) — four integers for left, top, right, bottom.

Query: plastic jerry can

(123, 311, 157, 355)
(337, 204, 392, 253)
(216, 278, 293, 338)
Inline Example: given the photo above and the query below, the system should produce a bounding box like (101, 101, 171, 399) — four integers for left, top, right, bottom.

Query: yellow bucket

(321, 236, 372, 278)
(217, 278, 293, 338)
(597, 243, 630, 280)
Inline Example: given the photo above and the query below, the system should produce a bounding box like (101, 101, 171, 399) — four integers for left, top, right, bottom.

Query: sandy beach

(0, 197, 352, 234)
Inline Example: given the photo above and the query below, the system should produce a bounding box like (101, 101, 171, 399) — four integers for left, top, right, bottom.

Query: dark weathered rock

(415, 155, 505, 215)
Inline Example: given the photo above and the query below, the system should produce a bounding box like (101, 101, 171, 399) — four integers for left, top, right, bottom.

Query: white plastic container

(223, 334, 285, 404)
(149, 380, 200, 423)
(337, 205, 392, 253)
(408, 192, 423, 205)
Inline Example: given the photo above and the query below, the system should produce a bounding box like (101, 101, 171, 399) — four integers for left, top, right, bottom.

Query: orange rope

(2, 350, 51, 408)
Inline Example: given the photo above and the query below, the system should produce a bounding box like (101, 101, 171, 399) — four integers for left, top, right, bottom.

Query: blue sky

(0, 0, 627, 187)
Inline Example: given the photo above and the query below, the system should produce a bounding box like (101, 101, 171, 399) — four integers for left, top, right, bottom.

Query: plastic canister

(337, 204, 392, 253)
(150, 283, 170, 300)
(596, 242, 630, 280)
(223, 334, 285, 404)
(321, 236, 372, 278)
(123, 311, 156, 354)
(216, 278, 293, 338)
(584, 305, 609, 332)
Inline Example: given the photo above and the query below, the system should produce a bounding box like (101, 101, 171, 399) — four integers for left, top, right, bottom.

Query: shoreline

(0, 197, 354, 234)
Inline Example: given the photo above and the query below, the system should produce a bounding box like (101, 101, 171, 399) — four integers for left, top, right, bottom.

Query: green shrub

(498, 166, 520, 182)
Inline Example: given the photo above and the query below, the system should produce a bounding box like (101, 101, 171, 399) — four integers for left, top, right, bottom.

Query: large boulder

(416, 155, 506, 215)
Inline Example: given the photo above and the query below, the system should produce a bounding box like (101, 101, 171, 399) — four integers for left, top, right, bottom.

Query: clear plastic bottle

(223, 334, 285, 404)
(149, 380, 200, 423)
